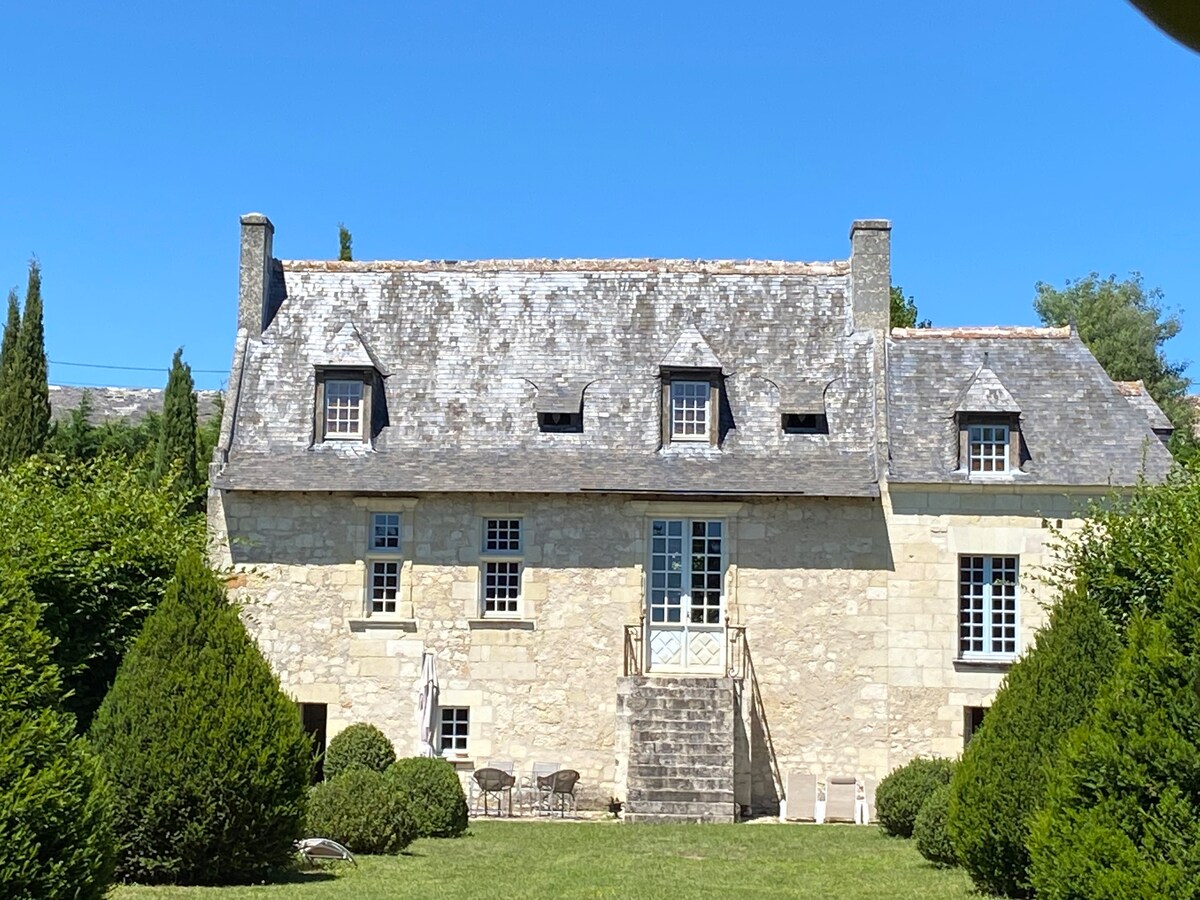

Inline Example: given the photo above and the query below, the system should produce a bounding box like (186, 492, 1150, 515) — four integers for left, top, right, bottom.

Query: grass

(111, 820, 974, 899)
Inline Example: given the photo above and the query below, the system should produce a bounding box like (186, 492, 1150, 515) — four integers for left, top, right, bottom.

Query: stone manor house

(208, 213, 1173, 822)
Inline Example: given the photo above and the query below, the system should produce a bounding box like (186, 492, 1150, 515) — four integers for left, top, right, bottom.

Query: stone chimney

(849, 219, 892, 475)
(238, 213, 275, 337)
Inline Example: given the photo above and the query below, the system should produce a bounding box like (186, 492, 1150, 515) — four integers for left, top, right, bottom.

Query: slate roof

(216, 258, 880, 496)
(888, 328, 1174, 486)
(1114, 380, 1173, 433)
(50, 385, 222, 424)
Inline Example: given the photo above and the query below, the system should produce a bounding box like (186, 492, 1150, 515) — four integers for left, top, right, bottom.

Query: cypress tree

(0, 564, 115, 898)
(151, 348, 198, 498)
(947, 586, 1120, 897)
(17, 260, 50, 454)
(89, 552, 311, 884)
(0, 288, 18, 381)
(1029, 544, 1200, 898)
(338, 223, 353, 261)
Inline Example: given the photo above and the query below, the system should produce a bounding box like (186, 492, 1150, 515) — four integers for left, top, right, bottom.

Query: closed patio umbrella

(415, 650, 439, 758)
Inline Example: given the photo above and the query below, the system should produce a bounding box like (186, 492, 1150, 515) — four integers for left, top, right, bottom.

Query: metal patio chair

(473, 766, 516, 817)
(535, 769, 580, 818)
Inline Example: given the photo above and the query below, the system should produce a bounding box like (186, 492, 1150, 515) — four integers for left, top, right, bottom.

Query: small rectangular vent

(782, 413, 829, 434)
(538, 412, 582, 433)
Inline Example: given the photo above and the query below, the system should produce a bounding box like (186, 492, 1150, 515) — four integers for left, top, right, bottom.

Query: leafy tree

(0, 456, 203, 729)
(1028, 545, 1200, 898)
(1048, 471, 1200, 633)
(1034, 273, 1194, 458)
(338, 223, 353, 261)
(947, 587, 1120, 896)
(151, 348, 198, 501)
(90, 552, 312, 885)
(0, 261, 51, 466)
(890, 285, 930, 329)
(0, 564, 115, 899)
(46, 391, 101, 460)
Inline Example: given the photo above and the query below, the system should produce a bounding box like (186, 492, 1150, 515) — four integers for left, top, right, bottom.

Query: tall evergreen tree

(338, 223, 353, 261)
(0, 288, 18, 381)
(151, 348, 198, 498)
(0, 261, 51, 467)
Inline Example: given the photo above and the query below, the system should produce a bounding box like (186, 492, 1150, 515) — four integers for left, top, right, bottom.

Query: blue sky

(1, 1, 1198, 391)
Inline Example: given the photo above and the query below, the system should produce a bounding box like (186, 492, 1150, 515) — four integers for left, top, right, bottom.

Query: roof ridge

(279, 258, 851, 276)
(891, 326, 1071, 339)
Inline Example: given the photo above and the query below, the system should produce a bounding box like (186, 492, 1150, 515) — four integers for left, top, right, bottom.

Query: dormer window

(968, 423, 1009, 473)
(324, 380, 363, 437)
(315, 368, 376, 443)
(670, 381, 711, 440)
(782, 413, 829, 435)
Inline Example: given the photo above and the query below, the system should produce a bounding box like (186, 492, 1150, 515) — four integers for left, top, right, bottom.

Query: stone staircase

(619, 676, 737, 824)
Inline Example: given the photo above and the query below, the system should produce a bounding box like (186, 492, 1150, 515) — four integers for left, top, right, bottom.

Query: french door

(646, 518, 725, 673)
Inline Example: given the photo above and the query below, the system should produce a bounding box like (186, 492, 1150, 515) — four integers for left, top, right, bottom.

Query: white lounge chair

(296, 837, 355, 865)
(783, 772, 818, 822)
(824, 776, 857, 823)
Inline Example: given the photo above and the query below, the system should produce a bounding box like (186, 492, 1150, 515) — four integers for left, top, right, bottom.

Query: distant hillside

(49, 385, 223, 424)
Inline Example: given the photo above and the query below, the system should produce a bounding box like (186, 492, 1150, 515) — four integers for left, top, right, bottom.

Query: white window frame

(480, 518, 523, 617)
(366, 511, 402, 616)
(669, 379, 712, 442)
(323, 378, 365, 440)
(958, 555, 1019, 660)
(439, 707, 469, 755)
(967, 424, 1010, 474)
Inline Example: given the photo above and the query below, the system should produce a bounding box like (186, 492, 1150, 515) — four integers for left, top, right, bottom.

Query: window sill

(953, 656, 1015, 671)
(348, 618, 417, 633)
(467, 618, 536, 631)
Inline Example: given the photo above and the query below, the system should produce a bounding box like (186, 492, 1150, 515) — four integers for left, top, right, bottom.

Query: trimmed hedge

(388, 757, 469, 838)
(875, 757, 955, 839)
(914, 784, 956, 868)
(306, 769, 416, 854)
(324, 723, 396, 781)
(1029, 545, 1200, 899)
(947, 587, 1119, 897)
(89, 552, 312, 884)
(0, 570, 114, 899)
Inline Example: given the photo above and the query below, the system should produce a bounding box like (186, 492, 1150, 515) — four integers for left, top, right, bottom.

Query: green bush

(1028, 544, 1200, 899)
(914, 784, 955, 868)
(388, 757, 469, 838)
(875, 757, 955, 838)
(947, 587, 1120, 897)
(0, 456, 203, 729)
(89, 552, 312, 885)
(306, 769, 416, 854)
(324, 723, 396, 780)
(0, 568, 114, 899)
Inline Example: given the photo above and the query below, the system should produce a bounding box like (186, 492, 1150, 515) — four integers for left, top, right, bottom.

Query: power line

(50, 359, 229, 374)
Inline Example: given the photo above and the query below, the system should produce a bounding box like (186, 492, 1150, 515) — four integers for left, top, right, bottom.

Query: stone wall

(208, 485, 1097, 809)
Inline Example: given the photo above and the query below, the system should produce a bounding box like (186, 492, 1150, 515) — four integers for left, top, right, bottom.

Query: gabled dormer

(313, 323, 389, 445)
(953, 360, 1023, 475)
(659, 323, 728, 447)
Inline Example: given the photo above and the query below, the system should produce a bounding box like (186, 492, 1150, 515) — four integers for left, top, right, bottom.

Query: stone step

(630, 720, 731, 736)
(626, 799, 738, 818)
(626, 677, 732, 688)
(631, 741, 734, 756)
(628, 763, 731, 778)
(628, 785, 734, 801)
(625, 812, 737, 825)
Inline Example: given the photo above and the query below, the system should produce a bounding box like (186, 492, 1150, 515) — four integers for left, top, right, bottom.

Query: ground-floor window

(440, 707, 469, 754)
(298, 702, 328, 782)
(958, 555, 1019, 658)
(964, 705, 987, 746)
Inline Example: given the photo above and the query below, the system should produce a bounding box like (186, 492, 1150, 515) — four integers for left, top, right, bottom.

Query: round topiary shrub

(0, 569, 114, 900)
(324, 723, 396, 781)
(914, 783, 956, 868)
(875, 757, 955, 838)
(89, 552, 313, 885)
(388, 757, 469, 838)
(306, 768, 415, 854)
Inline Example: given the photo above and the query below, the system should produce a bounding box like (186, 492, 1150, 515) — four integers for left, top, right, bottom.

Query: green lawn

(111, 820, 973, 899)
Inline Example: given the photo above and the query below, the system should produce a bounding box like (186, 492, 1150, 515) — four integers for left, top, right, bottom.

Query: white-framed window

(480, 518, 522, 616)
(367, 511, 402, 615)
(439, 707, 469, 754)
(323, 379, 364, 438)
(648, 518, 724, 626)
(968, 424, 1009, 473)
(959, 556, 1019, 659)
(670, 380, 711, 441)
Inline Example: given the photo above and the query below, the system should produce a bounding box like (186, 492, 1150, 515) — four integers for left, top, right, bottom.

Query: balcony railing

(622, 620, 750, 678)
